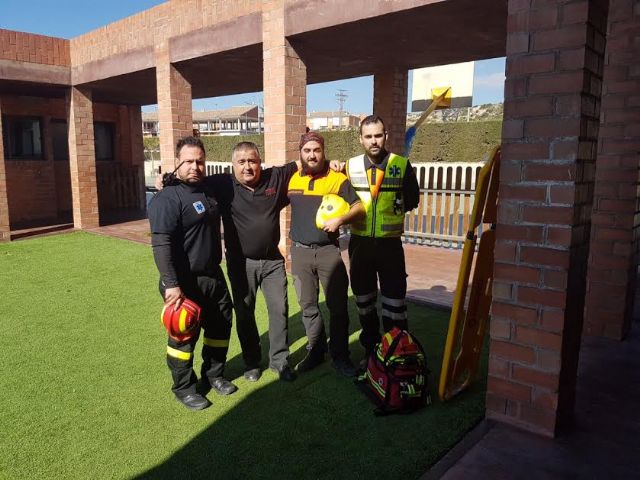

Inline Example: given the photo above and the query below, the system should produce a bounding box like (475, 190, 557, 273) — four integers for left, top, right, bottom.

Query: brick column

(489, 0, 608, 437)
(66, 86, 99, 229)
(585, 0, 640, 340)
(0, 99, 10, 241)
(262, 0, 307, 268)
(129, 105, 146, 210)
(373, 67, 408, 156)
(155, 43, 193, 174)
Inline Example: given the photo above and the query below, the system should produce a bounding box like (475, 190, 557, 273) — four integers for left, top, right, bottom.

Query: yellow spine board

(438, 146, 501, 401)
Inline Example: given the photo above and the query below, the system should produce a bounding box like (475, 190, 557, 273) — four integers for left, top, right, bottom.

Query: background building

(306, 111, 362, 130)
(142, 106, 261, 137)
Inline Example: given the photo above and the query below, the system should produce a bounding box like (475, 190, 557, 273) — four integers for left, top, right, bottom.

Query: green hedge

(144, 119, 502, 164)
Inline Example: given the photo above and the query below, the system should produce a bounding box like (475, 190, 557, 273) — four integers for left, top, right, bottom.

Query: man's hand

(329, 160, 346, 173)
(322, 216, 343, 233)
(155, 173, 164, 190)
(164, 286, 184, 310)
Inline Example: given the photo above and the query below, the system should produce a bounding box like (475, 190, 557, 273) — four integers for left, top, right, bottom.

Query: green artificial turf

(0, 232, 487, 480)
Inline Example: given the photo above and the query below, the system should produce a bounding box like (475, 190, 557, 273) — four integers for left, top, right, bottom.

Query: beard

(177, 171, 203, 184)
(301, 158, 325, 175)
(366, 147, 387, 164)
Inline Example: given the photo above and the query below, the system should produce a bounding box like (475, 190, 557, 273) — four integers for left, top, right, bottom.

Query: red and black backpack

(359, 327, 431, 415)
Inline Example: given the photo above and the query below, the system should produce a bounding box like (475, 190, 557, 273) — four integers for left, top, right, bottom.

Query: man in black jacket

(204, 142, 299, 383)
(148, 136, 236, 411)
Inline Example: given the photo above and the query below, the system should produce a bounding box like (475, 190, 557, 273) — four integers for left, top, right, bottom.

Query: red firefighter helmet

(161, 298, 202, 341)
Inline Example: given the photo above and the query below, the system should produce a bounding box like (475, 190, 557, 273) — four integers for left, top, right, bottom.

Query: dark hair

(176, 136, 205, 158)
(359, 115, 386, 135)
(232, 141, 261, 161)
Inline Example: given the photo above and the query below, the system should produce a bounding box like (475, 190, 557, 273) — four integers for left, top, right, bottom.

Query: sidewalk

(425, 318, 640, 480)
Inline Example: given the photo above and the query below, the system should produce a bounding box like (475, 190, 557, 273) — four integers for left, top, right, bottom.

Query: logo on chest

(193, 201, 206, 214)
(265, 187, 276, 196)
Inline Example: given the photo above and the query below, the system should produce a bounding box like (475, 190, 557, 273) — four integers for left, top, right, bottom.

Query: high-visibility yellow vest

(346, 153, 408, 238)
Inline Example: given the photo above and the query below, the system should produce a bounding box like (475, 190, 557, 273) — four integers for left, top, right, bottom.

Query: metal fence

(406, 162, 485, 248)
(206, 163, 232, 175)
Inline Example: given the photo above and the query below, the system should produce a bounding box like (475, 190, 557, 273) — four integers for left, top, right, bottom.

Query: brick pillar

(155, 43, 193, 174)
(585, 0, 640, 340)
(0, 99, 10, 241)
(67, 86, 99, 229)
(262, 0, 307, 268)
(373, 67, 408, 156)
(489, 0, 608, 437)
(129, 106, 146, 210)
(128, 106, 145, 167)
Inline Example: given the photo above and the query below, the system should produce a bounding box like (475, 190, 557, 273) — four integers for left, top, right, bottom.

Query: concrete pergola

(1, 0, 638, 437)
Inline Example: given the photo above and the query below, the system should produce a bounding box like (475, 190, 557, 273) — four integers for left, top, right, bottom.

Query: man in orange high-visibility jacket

(287, 132, 365, 377)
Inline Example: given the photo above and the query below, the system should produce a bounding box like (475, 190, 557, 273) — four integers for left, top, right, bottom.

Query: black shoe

(244, 368, 262, 382)
(333, 357, 357, 377)
(175, 392, 210, 411)
(273, 365, 297, 382)
(204, 377, 238, 396)
(296, 350, 325, 373)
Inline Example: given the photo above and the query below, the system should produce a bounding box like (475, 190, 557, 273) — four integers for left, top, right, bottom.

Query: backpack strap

(382, 330, 406, 365)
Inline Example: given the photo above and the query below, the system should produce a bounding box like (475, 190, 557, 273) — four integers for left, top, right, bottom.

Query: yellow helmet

(316, 194, 350, 229)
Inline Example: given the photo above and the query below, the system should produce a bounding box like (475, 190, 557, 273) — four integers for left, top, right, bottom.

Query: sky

(1, 0, 506, 114)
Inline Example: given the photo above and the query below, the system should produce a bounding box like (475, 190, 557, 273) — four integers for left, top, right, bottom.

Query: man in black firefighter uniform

(203, 142, 299, 383)
(288, 132, 365, 377)
(345, 115, 420, 362)
(148, 136, 236, 411)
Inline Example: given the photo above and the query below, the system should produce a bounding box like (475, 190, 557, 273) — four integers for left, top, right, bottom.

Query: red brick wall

(1, 97, 66, 223)
(69, 0, 262, 66)
(0, 29, 70, 66)
(0, 96, 140, 224)
(489, 0, 608, 437)
(0, 101, 10, 240)
(585, 0, 640, 339)
(6, 162, 58, 223)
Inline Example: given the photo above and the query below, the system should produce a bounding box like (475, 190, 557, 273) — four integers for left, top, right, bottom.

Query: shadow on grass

(134, 297, 487, 480)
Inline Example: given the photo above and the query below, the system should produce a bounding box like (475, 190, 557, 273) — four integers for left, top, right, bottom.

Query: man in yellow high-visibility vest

(345, 115, 420, 363)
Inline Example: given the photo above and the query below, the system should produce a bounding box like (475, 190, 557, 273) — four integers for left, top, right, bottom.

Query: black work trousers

(227, 256, 290, 371)
(291, 243, 351, 361)
(160, 266, 233, 395)
(348, 235, 408, 354)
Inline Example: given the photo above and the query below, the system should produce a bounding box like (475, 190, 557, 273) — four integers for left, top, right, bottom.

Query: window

(94, 122, 115, 161)
(51, 120, 69, 161)
(2, 116, 43, 160)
